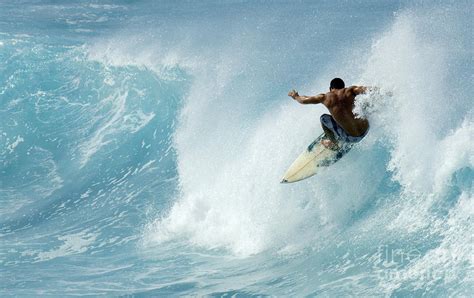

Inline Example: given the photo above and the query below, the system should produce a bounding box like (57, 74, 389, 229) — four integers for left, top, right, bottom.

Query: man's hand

(288, 89, 299, 99)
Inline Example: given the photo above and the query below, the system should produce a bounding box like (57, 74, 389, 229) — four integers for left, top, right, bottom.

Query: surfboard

(281, 134, 353, 183)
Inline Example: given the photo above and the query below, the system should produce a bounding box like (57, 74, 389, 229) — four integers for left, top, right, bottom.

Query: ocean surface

(1, 0, 473, 296)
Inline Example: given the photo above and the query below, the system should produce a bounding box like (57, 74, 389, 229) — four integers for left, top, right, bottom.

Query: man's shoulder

(343, 86, 356, 93)
(322, 91, 337, 106)
(339, 87, 360, 98)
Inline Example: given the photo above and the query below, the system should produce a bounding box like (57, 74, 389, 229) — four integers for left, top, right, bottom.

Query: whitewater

(1, 0, 472, 296)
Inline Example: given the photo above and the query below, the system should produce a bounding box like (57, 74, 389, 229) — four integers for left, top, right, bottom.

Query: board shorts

(320, 114, 369, 143)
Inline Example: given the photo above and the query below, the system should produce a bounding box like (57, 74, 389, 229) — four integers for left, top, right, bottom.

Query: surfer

(288, 78, 369, 150)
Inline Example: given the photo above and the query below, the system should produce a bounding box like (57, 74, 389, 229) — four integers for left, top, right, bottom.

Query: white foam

(6, 135, 24, 153)
(34, 231, 98, 262)
(353, 10, 473, 234)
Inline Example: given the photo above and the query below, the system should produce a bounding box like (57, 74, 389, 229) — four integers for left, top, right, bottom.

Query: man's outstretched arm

(288, 89, 325, 104)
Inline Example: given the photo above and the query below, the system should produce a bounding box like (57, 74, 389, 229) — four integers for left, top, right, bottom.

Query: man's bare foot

(321, 139, 339, 150)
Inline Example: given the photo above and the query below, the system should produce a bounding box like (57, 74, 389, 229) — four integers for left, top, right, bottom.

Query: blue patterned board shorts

(320, 114, 369, 143)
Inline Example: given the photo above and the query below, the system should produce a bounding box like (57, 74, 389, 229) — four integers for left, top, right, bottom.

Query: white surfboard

(281, 134, 352, 183)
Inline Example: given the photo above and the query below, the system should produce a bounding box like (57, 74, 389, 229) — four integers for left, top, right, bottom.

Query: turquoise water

(1, 1, 472, 296)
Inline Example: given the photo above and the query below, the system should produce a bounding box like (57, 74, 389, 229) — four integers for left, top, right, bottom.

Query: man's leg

(320, 115, 340, 150)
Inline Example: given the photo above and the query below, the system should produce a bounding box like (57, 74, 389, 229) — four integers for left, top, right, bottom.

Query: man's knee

(320, 114, 331, 123)
(320, 114, 331, 129)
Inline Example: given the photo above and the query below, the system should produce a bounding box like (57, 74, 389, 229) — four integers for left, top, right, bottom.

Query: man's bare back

(321, 87, 369, 136)
(288, 78, 369, 149)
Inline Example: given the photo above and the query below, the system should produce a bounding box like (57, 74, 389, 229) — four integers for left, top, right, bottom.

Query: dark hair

(330, 78, 345, 90)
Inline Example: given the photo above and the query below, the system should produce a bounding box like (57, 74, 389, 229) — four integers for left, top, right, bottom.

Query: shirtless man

(288, 78, 369, 149)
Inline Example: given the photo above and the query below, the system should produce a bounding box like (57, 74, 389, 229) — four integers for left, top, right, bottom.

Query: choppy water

(1, 0, 473, 296)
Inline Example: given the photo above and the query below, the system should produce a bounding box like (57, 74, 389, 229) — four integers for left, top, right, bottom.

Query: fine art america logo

(374, 245, 460, 282)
